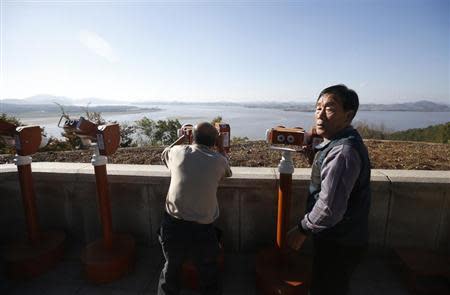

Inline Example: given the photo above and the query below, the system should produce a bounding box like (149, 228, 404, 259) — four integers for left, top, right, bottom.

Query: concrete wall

(0, 163, 449, 254)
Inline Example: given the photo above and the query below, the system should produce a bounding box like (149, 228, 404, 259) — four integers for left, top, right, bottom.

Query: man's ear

(345, 110, 355, 123)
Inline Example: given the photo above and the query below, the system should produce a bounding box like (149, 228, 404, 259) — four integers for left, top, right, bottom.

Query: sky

(1, 0, 449, 104)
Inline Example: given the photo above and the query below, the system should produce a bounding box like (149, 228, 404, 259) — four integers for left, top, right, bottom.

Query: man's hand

(286, 227, 307, 251)
(298, 145, 315, 165)
(216, 133, 228, 157)
(297, 128, 322, 165)
(169, 135, 187, 148)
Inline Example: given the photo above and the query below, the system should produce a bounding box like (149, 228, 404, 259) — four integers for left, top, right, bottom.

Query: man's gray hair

(193, 122, 218, 147)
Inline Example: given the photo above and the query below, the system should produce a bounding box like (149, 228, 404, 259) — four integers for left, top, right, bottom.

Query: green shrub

(354, 120, 449, 144)
(211, 116, 222, 124)
(354, 121, 391, 140)
(135, 117, 181, 146)
(388, 122, 449, 143)
(232, 136, 249, 143)
(0, 113, 22, 154)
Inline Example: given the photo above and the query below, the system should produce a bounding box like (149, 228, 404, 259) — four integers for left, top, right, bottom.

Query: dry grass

(1, 140, 449, 170)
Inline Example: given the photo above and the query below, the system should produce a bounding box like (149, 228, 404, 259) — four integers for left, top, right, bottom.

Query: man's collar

(315, 126, 355, 150)
(331, 126, 355, 140)
(315, 138, 330, 150)
(193, 143, 212, 150)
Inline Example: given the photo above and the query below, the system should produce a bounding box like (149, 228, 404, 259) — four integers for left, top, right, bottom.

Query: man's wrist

(297, 217, 311, 236)
(170, 135, 186, 147)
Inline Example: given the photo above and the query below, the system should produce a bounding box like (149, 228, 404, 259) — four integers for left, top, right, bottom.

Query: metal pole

(3, 126, 66, 279)
(15, 155, 40, 245)
(276, 150, 294, 250)
(82, 140, 135, 283)
(91, 144, 112, 249)
(256, 145, 311, 295)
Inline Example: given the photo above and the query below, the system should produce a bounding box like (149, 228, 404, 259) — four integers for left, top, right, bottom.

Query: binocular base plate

(256, 247, 312, 295)
(181, 244, 225, 290)
(2, 230, 66, 279)
(81, 233, 135, 284)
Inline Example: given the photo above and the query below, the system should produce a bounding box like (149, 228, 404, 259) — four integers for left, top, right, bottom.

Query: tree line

(0, 110, 226, 154)
(1, 112, 448, 154)
(354, 121, 450, 144)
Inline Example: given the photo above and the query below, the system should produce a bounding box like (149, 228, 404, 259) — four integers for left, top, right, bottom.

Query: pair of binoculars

(178, 124, 194, 143)
(59, 116, 98, 139)
(266, 126, 323, 148)
(0, 121, 47, 156)
(177, 123, 231, 153)
(266, 126, 306, 146)
(58, 116, 120, 156)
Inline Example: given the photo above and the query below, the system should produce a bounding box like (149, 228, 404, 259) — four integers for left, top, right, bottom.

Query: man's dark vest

(306, 127, 371, 245)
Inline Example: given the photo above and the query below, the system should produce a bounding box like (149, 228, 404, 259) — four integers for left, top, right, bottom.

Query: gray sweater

(162, 144, 232, 224)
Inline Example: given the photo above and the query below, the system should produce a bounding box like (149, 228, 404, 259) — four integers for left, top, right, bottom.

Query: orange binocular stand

(80, 126, 135, 284)
(256, 150, 312, 295)
(80, 163, 135, 284)
(1, 123, 65, 279)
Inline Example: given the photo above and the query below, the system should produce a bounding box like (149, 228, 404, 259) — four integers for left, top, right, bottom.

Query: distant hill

(2, 95, 449, 112)
(281, 100, 450, 112)
(359, 100, 450, 111)
(0, 103, 160, 117)
(135, 100, 450, 111)
(3, 95, 74, 105)
(2, 95, 130, 106)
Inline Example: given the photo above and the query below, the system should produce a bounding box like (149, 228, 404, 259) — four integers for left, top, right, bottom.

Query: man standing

(287, 85, 371, 295)
(158, 122, 232, 295)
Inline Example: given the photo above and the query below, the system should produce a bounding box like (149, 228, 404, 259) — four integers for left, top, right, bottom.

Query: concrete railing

(0, 163, 449, 254)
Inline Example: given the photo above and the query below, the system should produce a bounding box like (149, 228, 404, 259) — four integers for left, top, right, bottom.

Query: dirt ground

(1, 140, 449, 170)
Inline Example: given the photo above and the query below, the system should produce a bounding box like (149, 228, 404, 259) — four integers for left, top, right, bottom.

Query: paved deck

(1, 243, 412, 295)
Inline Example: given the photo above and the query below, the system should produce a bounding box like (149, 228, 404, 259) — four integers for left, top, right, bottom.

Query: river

(19, 104, 450, 140)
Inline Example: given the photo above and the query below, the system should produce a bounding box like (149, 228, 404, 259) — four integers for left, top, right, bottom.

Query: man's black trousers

(157, 212, 221, 295)
(310, 238, 366, 295)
